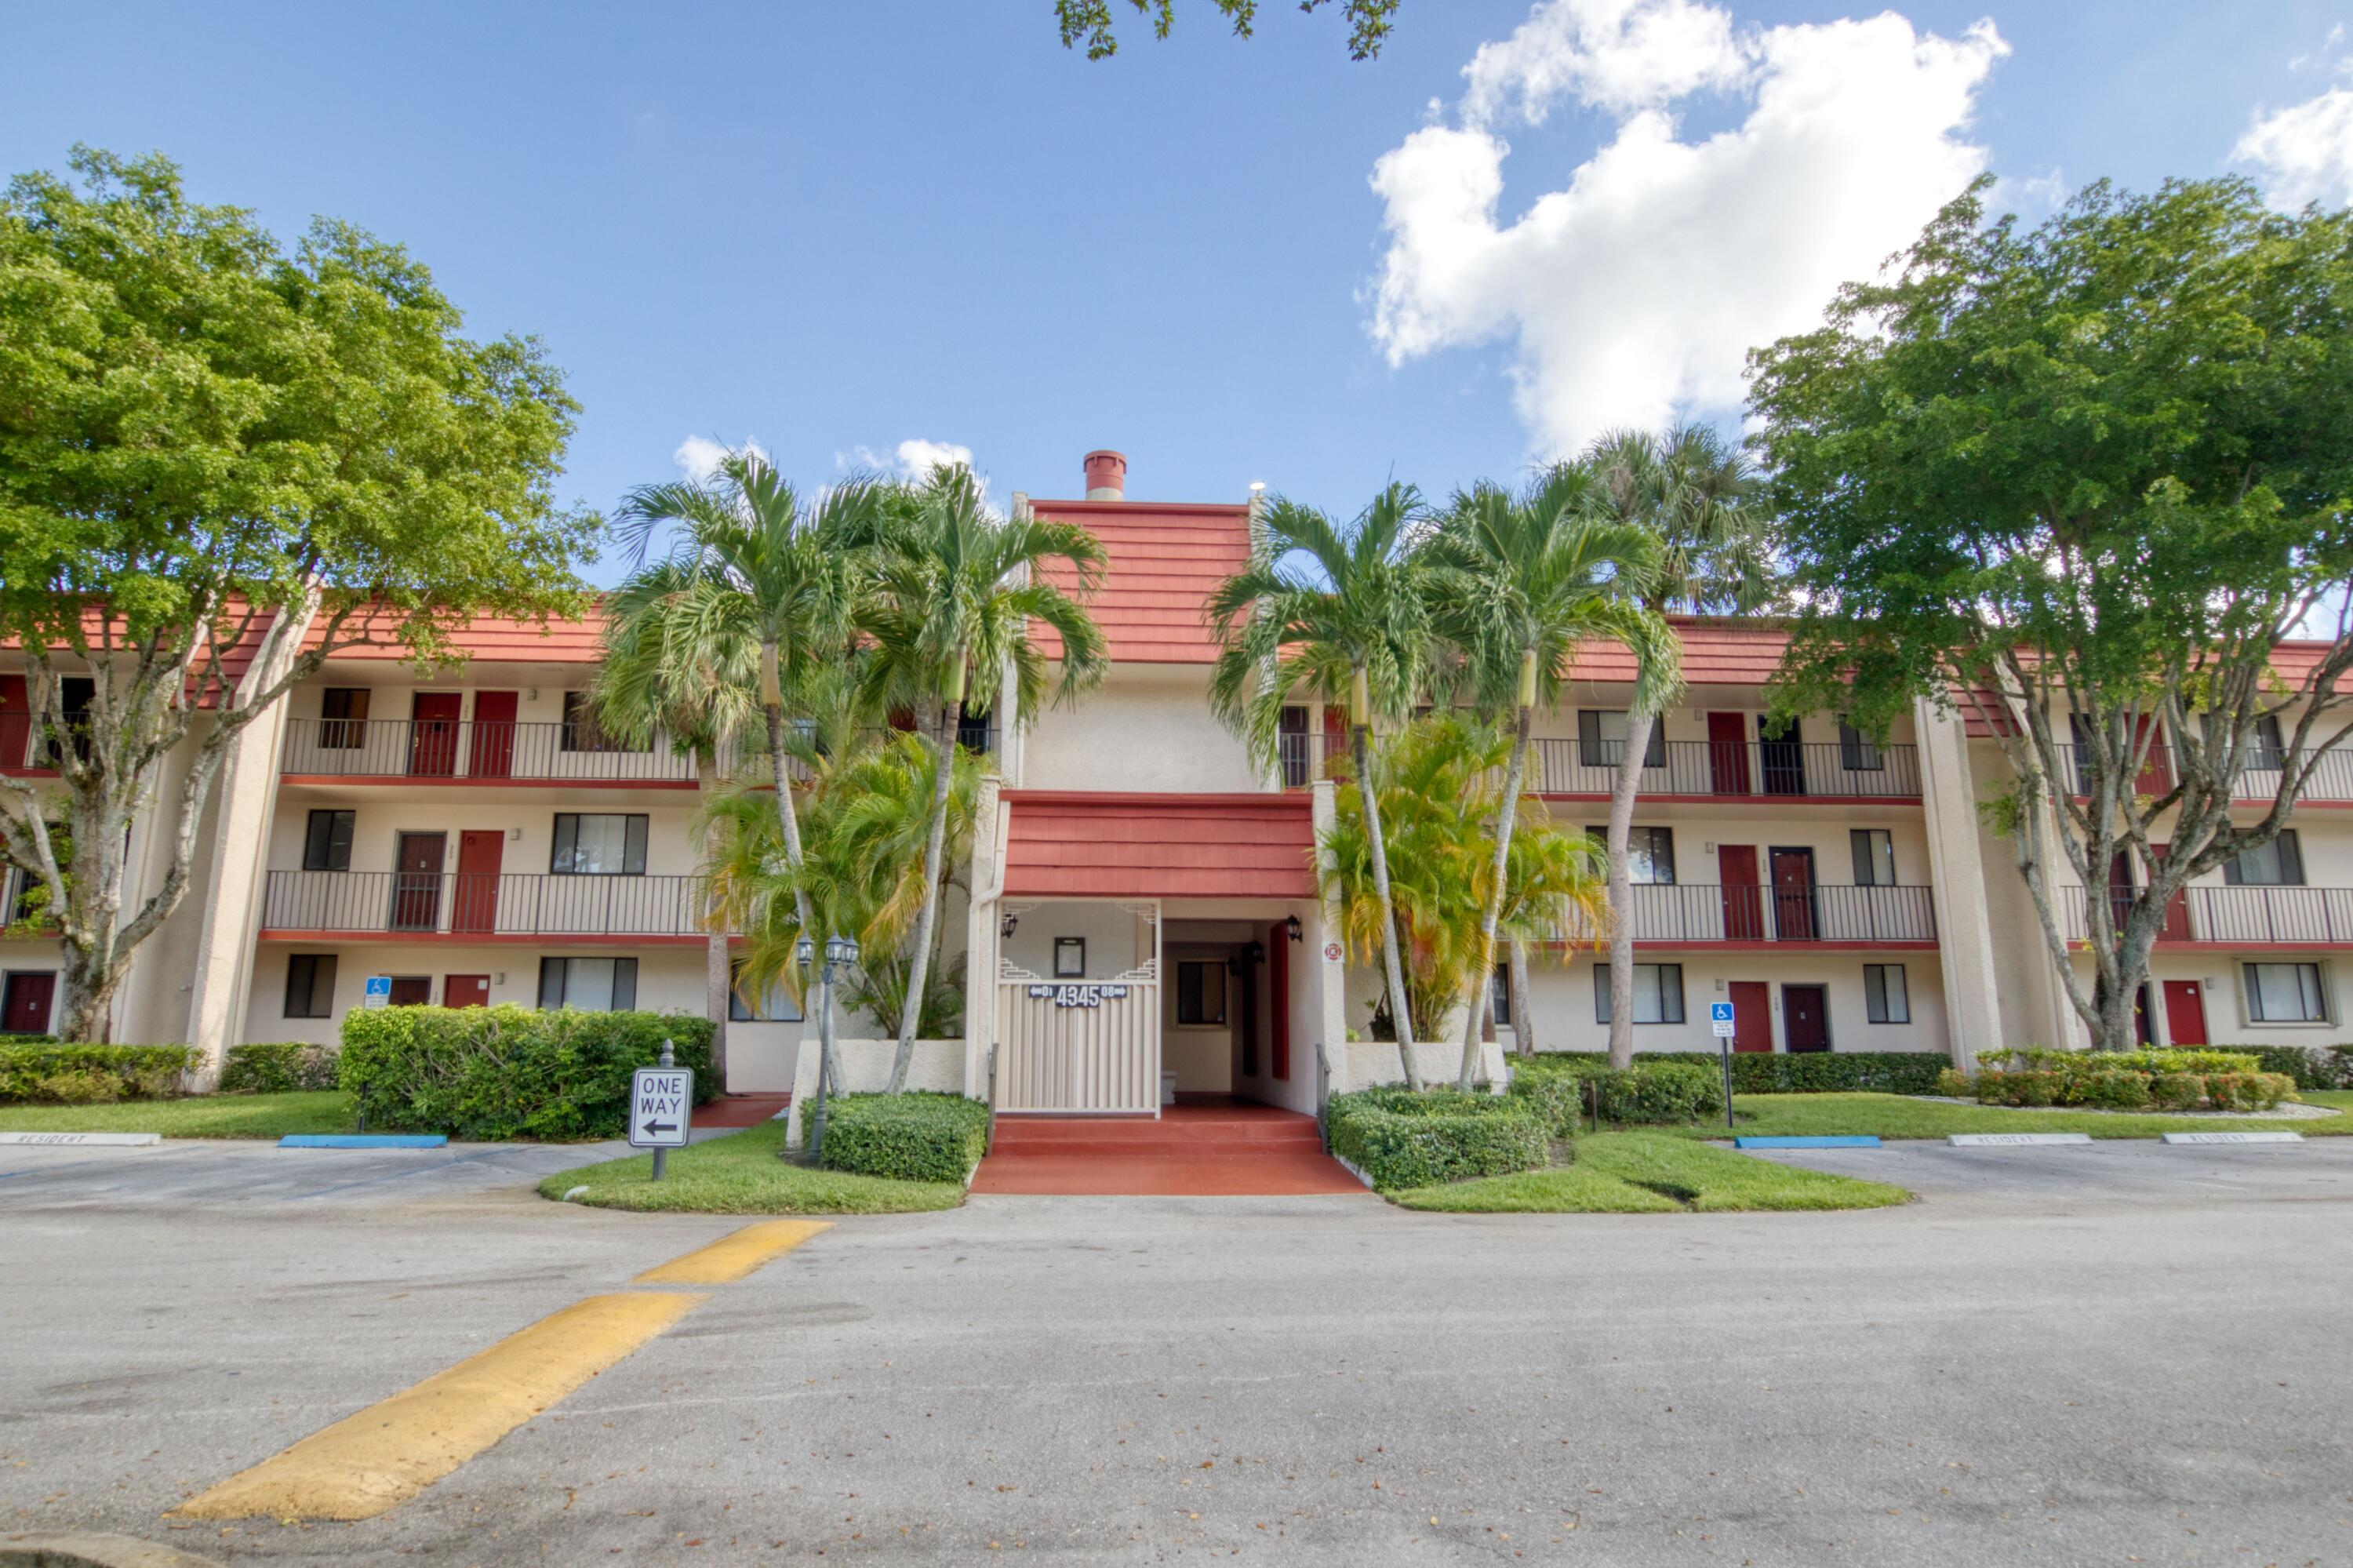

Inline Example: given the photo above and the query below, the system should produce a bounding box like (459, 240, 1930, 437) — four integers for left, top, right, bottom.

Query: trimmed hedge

(0, 1044, 196, 1104)
(1519, 1049, 1951, 1097)
(816, 1093, 990, 1184)
(1982, 1046, 2263, 1076)
(2205, 1043, 2353, 1090)
(1327, 1087, 1550, 1191)
(1511, 1055, 1724, 1130)
(220, 1042, 340, 1094)
(337, 1006, 717, 1141)
(1966, 1064, 2296, 1111)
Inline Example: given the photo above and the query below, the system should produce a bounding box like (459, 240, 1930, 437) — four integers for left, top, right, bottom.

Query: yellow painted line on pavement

(172, 1291, 705, 1522)
(635, 1218, 831, 1284)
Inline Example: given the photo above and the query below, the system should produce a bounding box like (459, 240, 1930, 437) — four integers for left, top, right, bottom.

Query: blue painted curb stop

(1734, 1134, 1882, 1149)
(278, 1133, 448, 1149)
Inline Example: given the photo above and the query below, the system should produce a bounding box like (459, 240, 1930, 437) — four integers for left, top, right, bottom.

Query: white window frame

(2242, 960, 2329, 1025)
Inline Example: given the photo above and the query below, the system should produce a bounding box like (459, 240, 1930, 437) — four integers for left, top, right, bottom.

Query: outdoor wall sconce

(1000, 911, 1020, 940)
(1245, 940, 1266, 965)
(1285, 914, 1302, 943)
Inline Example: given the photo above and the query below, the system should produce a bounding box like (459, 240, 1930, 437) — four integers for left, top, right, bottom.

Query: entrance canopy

(1001, 791, 1316, 901)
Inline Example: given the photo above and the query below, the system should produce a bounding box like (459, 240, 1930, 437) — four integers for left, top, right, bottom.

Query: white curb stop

(0, 1130, 162, 1148)
(1948, 1132, 2093, 1147)
(2160, 1130, 2304, 1144)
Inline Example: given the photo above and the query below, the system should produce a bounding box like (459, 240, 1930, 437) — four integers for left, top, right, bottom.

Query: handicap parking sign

(1710, 1000, 1735, 1037)
(363, 975, 393, 1010)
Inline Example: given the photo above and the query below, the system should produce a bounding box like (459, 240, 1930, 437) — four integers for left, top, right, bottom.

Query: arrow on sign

(645, 1122, 678, 1137)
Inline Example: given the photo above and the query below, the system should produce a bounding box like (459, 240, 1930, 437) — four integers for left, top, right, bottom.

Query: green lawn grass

(0, 1090, 355, 1138)
(1395, 1131, 1911, 1213)
(1638, 1090, 2353, 1141)
(537, 1119, 967, 1215)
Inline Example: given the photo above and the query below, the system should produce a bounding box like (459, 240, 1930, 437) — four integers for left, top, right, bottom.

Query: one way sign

(628, 1065, 693, 1149)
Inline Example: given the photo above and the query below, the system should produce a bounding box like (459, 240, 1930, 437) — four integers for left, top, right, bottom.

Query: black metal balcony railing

(1529, 738, 1922, 799)
(2060, 882, 2353, 946)
(1558, 882, 1937, 944)
(2060, 744, 2353, 804)
(280, 718, 996, 784)
(261, 870, 716, 937)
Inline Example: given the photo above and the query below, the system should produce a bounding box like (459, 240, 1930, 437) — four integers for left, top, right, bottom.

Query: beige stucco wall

(1495, 951, 1950, 1057)
(1019, 666, 1264, 793)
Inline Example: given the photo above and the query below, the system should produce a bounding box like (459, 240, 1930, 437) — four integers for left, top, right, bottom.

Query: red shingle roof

(304, 607, 605, 662)
(1002, 791, 1315, 900)
(1563, 617, 1791, 686)
(1027, 500, 1250, 667)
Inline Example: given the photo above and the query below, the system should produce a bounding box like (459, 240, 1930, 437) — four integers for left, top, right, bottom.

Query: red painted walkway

(694, 1093, 792, 1130)
(971, 1098, 1366, 1196)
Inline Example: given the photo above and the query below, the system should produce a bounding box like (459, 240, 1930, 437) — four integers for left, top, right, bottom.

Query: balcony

(1558, 882, 1938, 947)
(1274, 732, 1920, 800)
(2060, 745, 2353, 804)
(2061, 883, 2353, 948)
(279, 718, 997, 788)
(260, 870, 717, 940)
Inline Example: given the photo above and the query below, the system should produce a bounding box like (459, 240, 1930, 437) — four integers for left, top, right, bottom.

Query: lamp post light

(798, 931, 862, 1162)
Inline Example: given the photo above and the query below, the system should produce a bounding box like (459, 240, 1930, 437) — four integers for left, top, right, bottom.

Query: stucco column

(1309, 779, 1350, 1097)
(183, 602, 316, 1086)
(1915, 696, 2000, 1071)
(962, 777, 1006, 1105)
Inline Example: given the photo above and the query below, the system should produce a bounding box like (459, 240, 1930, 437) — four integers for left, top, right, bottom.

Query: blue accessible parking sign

(1710, 1001, 1735, 1035)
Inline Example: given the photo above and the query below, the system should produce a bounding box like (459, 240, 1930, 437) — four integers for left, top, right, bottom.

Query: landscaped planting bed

(1325, 1087, 1551, 1191)
(816, 1093, 991, 1183)
(0, 1043, 197, 1104)
(1940, 1047, 2297, 1112)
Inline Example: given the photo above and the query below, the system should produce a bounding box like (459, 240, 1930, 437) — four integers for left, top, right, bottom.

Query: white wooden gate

(995, 901, 1162, 1114)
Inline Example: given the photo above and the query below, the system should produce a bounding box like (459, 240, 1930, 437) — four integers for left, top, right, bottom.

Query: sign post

(628, 1039, 693, 1181)
(1708, 1002, 1737, 1130)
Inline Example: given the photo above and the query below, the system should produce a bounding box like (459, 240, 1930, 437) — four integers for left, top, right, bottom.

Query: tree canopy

(1055, 0, 1399, 60)
(1752, 175, 2353, 1050)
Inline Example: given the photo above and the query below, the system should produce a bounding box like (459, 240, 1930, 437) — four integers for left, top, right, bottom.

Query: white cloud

(2237, 87, 2353, 209)
(673, 434, 766, 483)
(890, 438, 976, 482)
(1368, 0, 2006, 458)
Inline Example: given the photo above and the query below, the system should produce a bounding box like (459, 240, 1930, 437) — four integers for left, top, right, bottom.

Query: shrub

(2209, 1044, 2353, 1090)
(1983, 1046, 2264, 1077)
(1511, 1057, 1723, 1126)
(1520, 1049, 1949, 1096)
(2076, 1070, 2152, 1110)
(337, 1006, 716, 1141)
(220, 1042, 340, 1094)
(1935, 1068, 1973, 1099)
(1327, 1088, 1549, 1191)
(2203, 1071, 2295, 1112)
(0, 1044, 195, 1103)
(2148, 1073, 2205, 1111)
(29, 1068, 119, 1104)
(816, 1093, 990, 1184)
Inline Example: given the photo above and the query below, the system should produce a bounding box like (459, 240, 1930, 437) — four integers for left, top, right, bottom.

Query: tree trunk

(1352, 711, 1420, 1091)
(695, 747, 729, 1093)
(889, 677, 962, 1093)
(762, 647, 838, 1126)
(1508, 937, 1537, 1057)
(1604, 708, 1655, 1069)
(1459, 683, 1533, 1090)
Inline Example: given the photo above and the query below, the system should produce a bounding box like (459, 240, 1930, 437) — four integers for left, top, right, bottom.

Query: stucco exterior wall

(1497, 951, 1949, 1056)
(1019, 666, 1263, 793)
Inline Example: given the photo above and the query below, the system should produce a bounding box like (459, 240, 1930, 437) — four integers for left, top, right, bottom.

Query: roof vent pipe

(1083, 449, 1126, 501)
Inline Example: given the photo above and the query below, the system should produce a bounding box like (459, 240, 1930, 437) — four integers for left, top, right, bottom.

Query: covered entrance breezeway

(971, 791, 1358, 1193)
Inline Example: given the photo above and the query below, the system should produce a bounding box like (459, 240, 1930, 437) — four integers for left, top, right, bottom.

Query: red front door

(1769, 847, 1817, 940)
(1729, 979, 1772, 1053)
(0, 674, 27, 768)
(453, 830, 503, 933)
(1706, 712, 1751, 795)
(391, 832, 446, 930)
(2134, 717, 2173, 796)
(2162, 980, 2208, 1046)
(2153, 843, 2191, 941)
(1267, 922, 1291, 1081)
(1782, 983, 1830, 1052)
(2, 971, 55, 1035)
(1718, 845, 1764, 940)
(444, 973, 491, 1010)
(409, 693, 462, 777)
(469, 691, 518, 779)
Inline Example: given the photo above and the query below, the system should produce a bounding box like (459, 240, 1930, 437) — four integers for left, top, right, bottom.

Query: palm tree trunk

(695, 747, 729, 1093)
(1508, 937, 1537, 1057)
(1458, 689, 1532, 1090)
(889, 686, 961, 1093)
(1352, 715, 1420, 1092)
(1604, 708, 1654, 1070)
(762, 667, 836, 1152)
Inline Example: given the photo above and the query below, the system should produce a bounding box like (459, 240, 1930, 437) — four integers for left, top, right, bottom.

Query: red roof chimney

(1083, 449, 1126, 501)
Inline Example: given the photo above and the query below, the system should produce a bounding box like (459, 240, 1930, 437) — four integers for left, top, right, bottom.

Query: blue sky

(5, 1, 2349, 581)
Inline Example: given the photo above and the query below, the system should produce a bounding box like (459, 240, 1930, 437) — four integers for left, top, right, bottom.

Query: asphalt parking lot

(4, 1137, 2349, 1566)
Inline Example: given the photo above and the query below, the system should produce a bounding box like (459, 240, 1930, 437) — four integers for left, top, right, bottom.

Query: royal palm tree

(591, 564, 759, 1088)
(857, 467, 1109, 1093)
(1206, 484, 1435, 1088)
(1425, 467, 1677, 1089)
(1586, 424, 1769, 1069)
(613, 450, 883, 1137)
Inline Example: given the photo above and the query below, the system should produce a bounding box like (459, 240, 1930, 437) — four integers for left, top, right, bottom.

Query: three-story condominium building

(2, 449, 2345, 1107)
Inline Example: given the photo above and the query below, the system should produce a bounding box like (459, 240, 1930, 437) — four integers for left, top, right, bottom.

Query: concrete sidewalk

(4, 1140, 2349, 1565)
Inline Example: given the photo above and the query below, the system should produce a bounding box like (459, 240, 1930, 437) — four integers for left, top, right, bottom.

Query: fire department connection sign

(1027, 983, 1129, 1008)
(627, 1065, 693, 1148)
